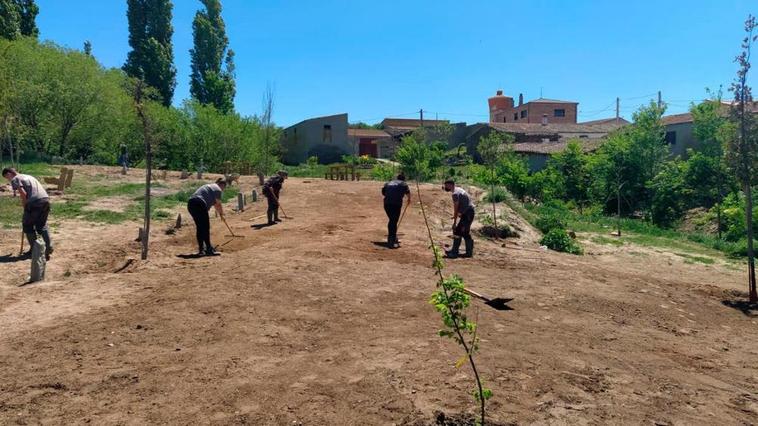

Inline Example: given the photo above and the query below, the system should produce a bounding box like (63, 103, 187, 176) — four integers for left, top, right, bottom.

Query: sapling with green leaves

(401, 128, 492, 424)
(477, 130, 513, 234)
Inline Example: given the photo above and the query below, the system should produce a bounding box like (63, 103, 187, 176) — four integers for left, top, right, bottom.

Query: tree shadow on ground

(721, 299, 758, 317)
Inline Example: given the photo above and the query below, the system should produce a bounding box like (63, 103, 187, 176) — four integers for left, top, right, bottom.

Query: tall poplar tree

(123, 0, 176, 107)
(16, 0, 38, 37)
(0, 0, 20, 39)
(189, 0, 235, 113)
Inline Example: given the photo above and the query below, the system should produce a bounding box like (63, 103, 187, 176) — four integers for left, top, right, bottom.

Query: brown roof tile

(512, 138, 606, 155)
(489, 122, 623, 135)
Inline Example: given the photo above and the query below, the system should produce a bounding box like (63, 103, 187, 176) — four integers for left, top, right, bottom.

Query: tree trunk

(491, 166, 497, 235)
(744, 182, 757, 302)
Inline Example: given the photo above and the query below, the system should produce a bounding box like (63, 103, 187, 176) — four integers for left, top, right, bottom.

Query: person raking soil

(443, 179, 475, 258)
(381, 173, 411, 248)
(187, 178, 227, 256)
(262, 170, 288, 225)
(3, 167, 54, 260)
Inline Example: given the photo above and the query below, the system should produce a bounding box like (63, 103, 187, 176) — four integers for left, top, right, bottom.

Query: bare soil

(1, 168, 757, 425)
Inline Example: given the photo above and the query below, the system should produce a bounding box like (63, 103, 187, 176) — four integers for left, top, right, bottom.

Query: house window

(323, 124, 332, 143)
(504, 117, 507, 123)
(513, 113, 518, 121)
(554, 109, 566, 117)
(665, 131, 677, 145)
(520, 110, 527, 119)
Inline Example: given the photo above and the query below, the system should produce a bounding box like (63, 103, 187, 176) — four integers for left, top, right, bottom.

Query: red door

(359, 138, 378, 157)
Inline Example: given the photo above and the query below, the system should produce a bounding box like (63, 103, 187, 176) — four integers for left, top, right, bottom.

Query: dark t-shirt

(382, 180, 410, 205)
(263, 176, 284, 197)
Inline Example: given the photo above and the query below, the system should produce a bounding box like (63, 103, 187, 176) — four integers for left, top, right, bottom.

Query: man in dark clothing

(382, 173, 411, 248)
(443, 179, 475, 258)
(262, 170, 288, 225)
(187, 178, 227, 256)
(3, 167, 53, 260)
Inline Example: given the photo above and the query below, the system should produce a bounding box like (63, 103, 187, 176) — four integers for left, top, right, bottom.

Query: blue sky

(37, 0, 757, 127)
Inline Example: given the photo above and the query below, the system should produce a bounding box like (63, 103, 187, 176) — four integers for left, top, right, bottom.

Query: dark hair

(2, 167, 16, 177)
(396, 173, 406, 181)
(444, 179, 455, 186)
(215, 177, 227, 186)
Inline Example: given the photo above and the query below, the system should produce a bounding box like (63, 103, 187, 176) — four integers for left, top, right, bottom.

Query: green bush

(540, 228, 583, 254)
(484, 187, 507, 203)
(306, 156, 319, 166)
(535, 214, 567, 234)
(370, 163, 395, 181)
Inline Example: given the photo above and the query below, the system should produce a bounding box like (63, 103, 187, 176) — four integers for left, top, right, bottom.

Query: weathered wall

(281, 114, 350, 164)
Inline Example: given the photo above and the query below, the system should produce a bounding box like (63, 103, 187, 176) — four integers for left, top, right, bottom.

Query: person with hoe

(3, 167, 54, 260)
(187, 177, 227, 256)
(443, 179, 475, 258)
(262, 170, 288, 225)
(381, 173, 411, 248)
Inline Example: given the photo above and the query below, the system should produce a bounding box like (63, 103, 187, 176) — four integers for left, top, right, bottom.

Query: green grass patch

(590, 235, 624, 247)
(675, 253, 716, 265)
(0, 177, 239, 227)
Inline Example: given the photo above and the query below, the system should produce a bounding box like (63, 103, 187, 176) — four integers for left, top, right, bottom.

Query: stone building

(488, 90, 578, 124)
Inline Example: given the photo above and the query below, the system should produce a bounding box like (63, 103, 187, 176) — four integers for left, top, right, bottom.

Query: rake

(221, 217, 244, 238)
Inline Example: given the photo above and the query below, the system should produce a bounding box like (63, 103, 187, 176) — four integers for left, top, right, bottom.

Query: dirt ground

(1, 167, 757, 425)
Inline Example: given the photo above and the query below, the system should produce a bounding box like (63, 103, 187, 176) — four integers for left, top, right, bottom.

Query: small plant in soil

(401, 128, 493, 424)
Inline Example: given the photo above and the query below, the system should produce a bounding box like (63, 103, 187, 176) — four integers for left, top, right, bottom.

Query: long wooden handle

(463, 287, 489, 302)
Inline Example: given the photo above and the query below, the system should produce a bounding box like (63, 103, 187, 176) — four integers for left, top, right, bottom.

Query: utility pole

(657, 91, 662, 108)
(420, 109, 424, 127)
(616, 97, 620, 123)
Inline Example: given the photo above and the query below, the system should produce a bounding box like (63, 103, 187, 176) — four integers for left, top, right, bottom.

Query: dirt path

(1, 176, 757, 425)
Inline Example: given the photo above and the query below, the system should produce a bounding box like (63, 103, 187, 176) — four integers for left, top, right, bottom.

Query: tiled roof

(513, 138, 606, 155)
(662, 113, 693, 126)
(348, 128, 390, 138)
(381, 118, 449, 128)
(489, 122, 622, 135)
(580, 117, 631, 126)
(527, 98, 578, 104)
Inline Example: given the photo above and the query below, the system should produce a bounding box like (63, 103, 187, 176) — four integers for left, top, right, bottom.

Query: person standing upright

(3, 167, 53, 260)
(443, 179, 475, 258)
(187, 178, 227, 256)
(382, 173, 411, 248)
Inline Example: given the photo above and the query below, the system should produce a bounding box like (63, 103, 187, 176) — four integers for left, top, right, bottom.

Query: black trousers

(266, 195, 279, 223)
(384, 202, 402, 242)
(450, 208, 475, 255)
(23, 198, 52, 251)
(187, 198, 211, 251)
(454, 208, 475, 237)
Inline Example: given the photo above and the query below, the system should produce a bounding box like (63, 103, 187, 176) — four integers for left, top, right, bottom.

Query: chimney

(518, 93, 524, 106)
(541, 114, 548, 126)
(496, 90, 503, 96)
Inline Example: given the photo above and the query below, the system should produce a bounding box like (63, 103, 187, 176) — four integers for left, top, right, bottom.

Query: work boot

(387, 236, 397, 249)
(25, 232, 36, 252)
(40, 229, 52, 260)
(204, 246, 218, 256)
(462, 237, 474, 258)
(445, 237, 462, 258)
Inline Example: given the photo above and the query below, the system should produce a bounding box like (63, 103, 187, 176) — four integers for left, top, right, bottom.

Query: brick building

(488, 90, 578, 124)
